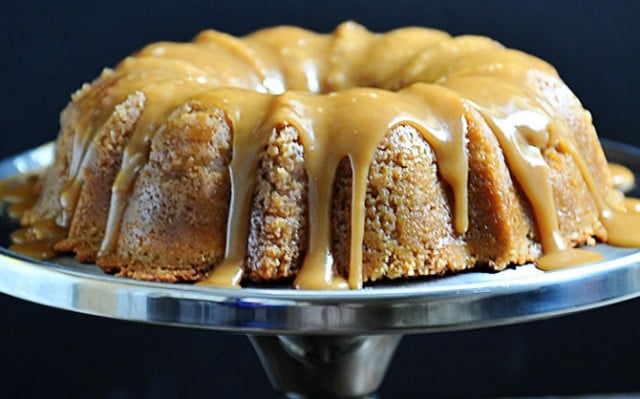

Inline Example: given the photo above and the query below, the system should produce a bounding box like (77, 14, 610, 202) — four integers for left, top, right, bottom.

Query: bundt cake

(2, 22, 640, 289)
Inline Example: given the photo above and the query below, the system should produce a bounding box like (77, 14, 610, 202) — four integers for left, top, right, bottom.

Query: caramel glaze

(609, 163, 635, 192)
(0, 174, 65, 258)
(4, 22, 640, 289)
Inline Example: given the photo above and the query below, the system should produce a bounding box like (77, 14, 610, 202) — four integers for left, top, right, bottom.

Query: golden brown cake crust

(55, 91, 146, 261)
(97, 102, 232, 282)
(247, 126, 308, 281)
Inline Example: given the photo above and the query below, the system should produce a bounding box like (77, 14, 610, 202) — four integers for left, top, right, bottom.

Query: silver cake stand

(1, 141, 640, 398)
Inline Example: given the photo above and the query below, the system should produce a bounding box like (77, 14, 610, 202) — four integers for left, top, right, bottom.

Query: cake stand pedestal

(2, 141, 640, 398)
(250, 334, 401, 398)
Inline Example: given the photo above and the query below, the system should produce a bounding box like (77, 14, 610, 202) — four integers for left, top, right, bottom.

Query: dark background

(1, 1, 640, 398)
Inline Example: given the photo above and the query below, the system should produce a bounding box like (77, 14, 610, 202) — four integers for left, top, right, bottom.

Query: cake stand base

(249, 334, 402, 398)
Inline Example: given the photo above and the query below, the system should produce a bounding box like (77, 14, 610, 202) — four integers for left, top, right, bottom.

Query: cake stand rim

(0, 140, 639, 334)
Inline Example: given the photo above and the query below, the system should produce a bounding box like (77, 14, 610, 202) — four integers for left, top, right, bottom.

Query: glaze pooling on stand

(4, 22, 640, 289)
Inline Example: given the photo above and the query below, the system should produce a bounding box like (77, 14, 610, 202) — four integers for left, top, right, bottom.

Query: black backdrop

(1, 1, 640, 398)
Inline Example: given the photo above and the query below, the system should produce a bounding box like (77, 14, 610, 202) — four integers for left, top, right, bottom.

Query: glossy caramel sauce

(10, 219, 67, 259)
(609, 163, 635, 192)
(624, 197, 640, 213)
(2, 22, 640, 288)
(0, 174, 66, 260)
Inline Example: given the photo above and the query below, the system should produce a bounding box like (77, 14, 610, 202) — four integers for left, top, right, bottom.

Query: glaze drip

(195, 85, 470, 289)
(609, 163, 635, 192)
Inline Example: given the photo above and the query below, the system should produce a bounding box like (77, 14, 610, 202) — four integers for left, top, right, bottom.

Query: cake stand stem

(248, 334, 402, 398)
